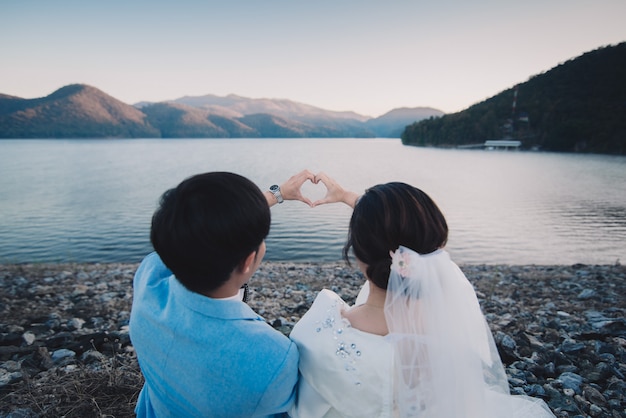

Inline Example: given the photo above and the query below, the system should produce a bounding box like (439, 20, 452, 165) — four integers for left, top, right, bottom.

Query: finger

(300, 170, 316, 183)
(294, 172, 315, 188)
(314, 172, 328, 183)
(290, 191, 313, 207)
(312, 197, 330, 207)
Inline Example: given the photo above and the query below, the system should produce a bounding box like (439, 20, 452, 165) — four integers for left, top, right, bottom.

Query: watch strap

(269, 185, 284, 203)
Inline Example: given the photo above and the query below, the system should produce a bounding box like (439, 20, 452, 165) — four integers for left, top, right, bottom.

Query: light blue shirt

(130, 252, 298, 417)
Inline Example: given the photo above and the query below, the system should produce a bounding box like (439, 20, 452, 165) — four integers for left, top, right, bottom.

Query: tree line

(401, 43, 626, 155)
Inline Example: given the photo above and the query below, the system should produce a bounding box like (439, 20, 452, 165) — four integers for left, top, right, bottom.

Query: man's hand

(278, 169, 317, 207)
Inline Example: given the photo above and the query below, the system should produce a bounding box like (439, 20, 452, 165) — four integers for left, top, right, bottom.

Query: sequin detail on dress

(314, 298, 363, 387)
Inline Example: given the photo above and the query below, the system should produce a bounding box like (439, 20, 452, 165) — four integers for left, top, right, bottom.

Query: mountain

(163, 94, 440, 137)
(139, 101, 373, 138)
(169, 93, 368, 124)
(0, 84, 442, 139)
(402, 42, 626, 154)
(366, 107, 445, 137)
(164, 94, 375, 137)
(141, 102, 231, 138)
(0, 84, 159, 138)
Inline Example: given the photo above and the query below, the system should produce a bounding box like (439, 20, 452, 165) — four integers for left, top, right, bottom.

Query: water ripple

(1, 139, 625, 265)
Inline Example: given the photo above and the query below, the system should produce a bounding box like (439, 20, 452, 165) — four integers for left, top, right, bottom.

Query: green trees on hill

(402, 43, 626, 155)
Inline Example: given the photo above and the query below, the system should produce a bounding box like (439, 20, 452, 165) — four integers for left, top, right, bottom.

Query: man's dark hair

(150, 172, 270, 294)
(343, 182, 448, 290)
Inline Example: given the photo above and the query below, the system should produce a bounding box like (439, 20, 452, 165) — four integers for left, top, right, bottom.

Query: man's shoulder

(134, 252, 173, 286)
(238, 317, 297, 351)
(227, 318, 298, 374)
(138, 252, 169, 273)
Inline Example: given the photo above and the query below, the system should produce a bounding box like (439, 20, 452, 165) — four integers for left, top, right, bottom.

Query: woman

(289, 174, 554, 417)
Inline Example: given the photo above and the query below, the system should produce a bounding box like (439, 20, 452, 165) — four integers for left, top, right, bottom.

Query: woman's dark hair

(150, 172, 270, 294)
(343, 182, 448, 290)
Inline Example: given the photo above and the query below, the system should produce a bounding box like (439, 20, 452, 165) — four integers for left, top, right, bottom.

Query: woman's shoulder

(290, 288, 388, 353)
(290, 289, 347, 339)
(316, 288, 346, 304)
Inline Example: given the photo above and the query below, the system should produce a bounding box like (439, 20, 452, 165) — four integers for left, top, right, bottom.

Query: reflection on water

(0, 138, 625, 265)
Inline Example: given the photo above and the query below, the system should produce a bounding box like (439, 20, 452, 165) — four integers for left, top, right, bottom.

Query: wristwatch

(269, 184, 284, 203)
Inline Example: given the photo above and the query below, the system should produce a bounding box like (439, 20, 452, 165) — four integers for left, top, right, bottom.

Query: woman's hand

(312, 172, 360, 208)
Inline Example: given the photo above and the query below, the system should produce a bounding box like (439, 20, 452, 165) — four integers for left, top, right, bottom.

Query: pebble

(0, 261, 625, 417)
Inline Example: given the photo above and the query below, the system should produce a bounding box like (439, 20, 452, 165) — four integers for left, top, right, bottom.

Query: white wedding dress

(289, 249, 555, 418)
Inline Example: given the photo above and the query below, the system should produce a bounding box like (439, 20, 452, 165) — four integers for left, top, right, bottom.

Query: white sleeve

(289, 377, 332, 418)
(354, 280, 369, 306)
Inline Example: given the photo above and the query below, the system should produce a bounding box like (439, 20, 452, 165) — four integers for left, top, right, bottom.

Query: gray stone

(583, 385, 607, 405)
(51, 348, 76, 363)
(1, 360, 21, 372)
(577, 289, 596, 300)
(526, 383, 546, 397)
(588, 403, 603, 416)
(22, 331, 36, 345)
(558, 372, 584, 394)
(3, 408, 39, 418)
(66, 317, 85, 331)
(0, 370, 23, 388)
(561, 339, 586, 354)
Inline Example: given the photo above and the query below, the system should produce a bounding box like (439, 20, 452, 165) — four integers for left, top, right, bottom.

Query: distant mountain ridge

(0, 85, 159, 138)
(0, 87, 442, 139)
(165, 93, 369, 122)
(366, 107, 444, 138)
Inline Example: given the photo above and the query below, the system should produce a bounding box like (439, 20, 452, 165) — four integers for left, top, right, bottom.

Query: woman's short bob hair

(150, 172, 270, 294)
(343, 182, 448, 290)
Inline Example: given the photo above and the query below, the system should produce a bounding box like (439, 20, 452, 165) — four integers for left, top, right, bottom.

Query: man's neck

(204, 278, 246, 300)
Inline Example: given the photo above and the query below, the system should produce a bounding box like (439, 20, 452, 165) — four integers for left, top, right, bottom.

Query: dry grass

(1, 354, 143, 418)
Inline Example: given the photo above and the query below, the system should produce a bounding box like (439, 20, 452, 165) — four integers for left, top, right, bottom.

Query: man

(130, 170, 315, 417)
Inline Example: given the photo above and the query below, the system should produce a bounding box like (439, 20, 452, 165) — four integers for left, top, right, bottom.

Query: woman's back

(290, 289, 395, 418)
(289, 253, 555, 418)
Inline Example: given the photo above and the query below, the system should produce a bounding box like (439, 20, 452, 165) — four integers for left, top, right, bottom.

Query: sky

(1, 0, 625, 117)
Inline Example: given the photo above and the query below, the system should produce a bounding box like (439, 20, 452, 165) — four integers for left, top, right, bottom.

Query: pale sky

(1, 0, 625, 117)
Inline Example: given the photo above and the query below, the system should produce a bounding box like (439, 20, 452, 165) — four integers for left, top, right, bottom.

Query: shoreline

(1, 261, 625, 417)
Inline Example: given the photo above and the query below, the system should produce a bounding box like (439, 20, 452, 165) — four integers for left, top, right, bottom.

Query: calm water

(1, 138, 625, 265)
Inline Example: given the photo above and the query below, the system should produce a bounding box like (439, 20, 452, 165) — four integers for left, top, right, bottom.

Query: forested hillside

(402, 43, 626, 154)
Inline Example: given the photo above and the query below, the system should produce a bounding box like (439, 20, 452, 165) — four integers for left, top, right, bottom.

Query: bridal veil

(384, 247, 554, 417)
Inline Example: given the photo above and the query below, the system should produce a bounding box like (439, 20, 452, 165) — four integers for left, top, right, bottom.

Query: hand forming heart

(279, 170, 359, 208)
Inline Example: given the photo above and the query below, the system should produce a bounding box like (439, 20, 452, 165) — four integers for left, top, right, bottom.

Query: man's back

(130, 253, 298, 417)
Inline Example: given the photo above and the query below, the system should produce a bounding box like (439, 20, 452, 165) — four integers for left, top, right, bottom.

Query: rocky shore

(0, 261, 625, 417)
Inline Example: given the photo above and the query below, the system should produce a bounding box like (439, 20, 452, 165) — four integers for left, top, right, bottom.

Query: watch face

(269, 184, 283, 202)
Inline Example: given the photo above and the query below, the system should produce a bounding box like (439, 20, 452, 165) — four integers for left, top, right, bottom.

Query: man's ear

(238, 250, 257, 274)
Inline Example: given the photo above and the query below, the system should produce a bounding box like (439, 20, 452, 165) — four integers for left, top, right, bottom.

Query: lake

(1, 138, 625, 265)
